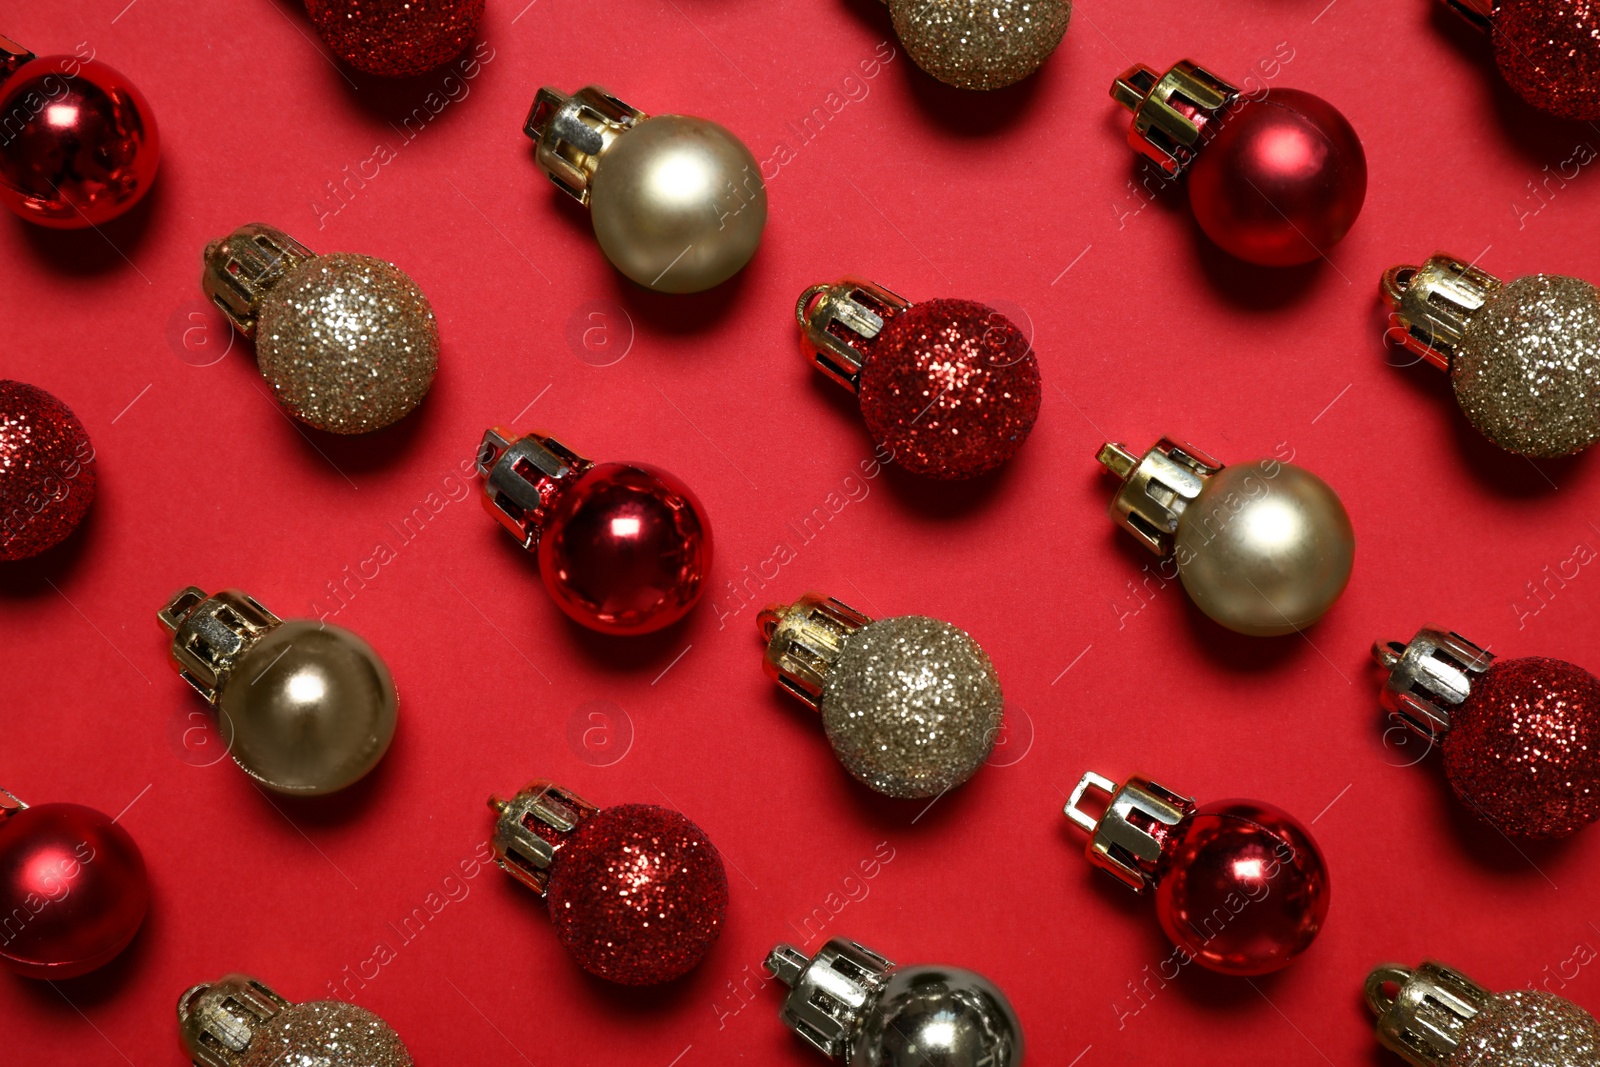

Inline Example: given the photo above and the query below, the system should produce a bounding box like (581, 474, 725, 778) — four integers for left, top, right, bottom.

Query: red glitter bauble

(544, 804, 727, 985)
(0, 802, 149, 978)
(1444, 656, 1600, 838)
(538, 462, 712, 635)
(1187, 89, 1367, 267)
(1153, 800, 1329, 976)
(304, 0, 485, 78)
(857, 298, 1041, 480)
(0, 381, 96, 561)
(0, 56, 159, 228)
(1492, 0, 1600, 120)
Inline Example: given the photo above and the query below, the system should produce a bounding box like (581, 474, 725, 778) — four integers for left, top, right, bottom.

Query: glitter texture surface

(0, 381, 96, 561)
(546, 804, 728, 985)
(1452, 990, 1600, 1067)
(304, 0, 484, 78)
(1452, 274, 1600, 457)
(886, 0, 1071, 90)
(1445, 656, 1600, 839)
(257, 253, 439, 435)
(242, 1001, 412, 1067)
(858, 298, 1041, 480)
(823, 615, 1003, 799)
(1492, 0, 1600, 121)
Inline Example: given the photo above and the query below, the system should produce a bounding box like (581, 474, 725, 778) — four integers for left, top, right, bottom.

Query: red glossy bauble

(1153, 799, 1330, 976)
(858, 298, 1042, 480)
(0, 380, 97, 561)
(1492, 0, 1600, 120)
(544, 804, 728, 985)
(305, 0, 485, 78)
(0, 802, 149, 978)
(538, 462, 712, 635)
(1444, 656, 1600, 839)
(0, 55, 159, 227)
(1187, 89, 1366, 267)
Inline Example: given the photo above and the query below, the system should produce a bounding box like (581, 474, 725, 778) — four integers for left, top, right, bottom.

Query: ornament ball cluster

(7, 0, 1600, 1063)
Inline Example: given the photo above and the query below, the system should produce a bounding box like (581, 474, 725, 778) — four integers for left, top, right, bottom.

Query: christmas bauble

(0, 41, 159, 227)
(761, 593, 1004, 799)
(476, 428, 712, 634)
(0, 798, 148, 978)
(490, 782, 728, 985)
(159, 587, 397, 796)
(0, 381, 96, 561)
(798, 279, 1042, 480)
(304, 0, 483, 78)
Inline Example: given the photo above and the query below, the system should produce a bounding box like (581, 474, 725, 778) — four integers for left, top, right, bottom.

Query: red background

(4, 0, 1600, 1064)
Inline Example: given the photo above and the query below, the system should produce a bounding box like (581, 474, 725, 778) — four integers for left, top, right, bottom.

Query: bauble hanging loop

(759, 592, 1003, 798)
(1096, 437, 1354, 636)
(475, 427, 712, 634)
(798, 278, 1042, 480)
(1440, 0, 1600, 120)
(1112, 59, 1366, 266)
(768, 936, 1024, 1067)
(524, 85, 766, 293)
(1366, 959, 1600, 1067)
(1063, 770, 1330, 976)
(0, 380, 96, 561)
(0, 788, 148, 978)
(1374, 626, 1600, 838)
(488, 780, 727, 985)
(1382, 252, 1600, 457)
(158, 587, 397, 796)
(202, 223, 439, 434)
(178, 973, 413, 1067)
(0, 34, 159, 227)
(881, 0, 1070, 91)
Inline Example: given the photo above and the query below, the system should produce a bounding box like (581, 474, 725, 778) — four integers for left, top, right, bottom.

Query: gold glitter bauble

(823, 614, 1003, 799)
(1453, 273, 1600, 458)
(237, 1000, 413, 1067)
(257, 253, 439, 435)
(179, 975, 412, 1067)
(886, 0, 1071, 91)
(1454, 991, 1600, 1067)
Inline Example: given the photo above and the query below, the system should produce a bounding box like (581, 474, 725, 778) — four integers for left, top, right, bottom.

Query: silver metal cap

(1373, 627, 1495, 741)
(768, 938, 895, 1060)
(1064, 771, 1196, 892)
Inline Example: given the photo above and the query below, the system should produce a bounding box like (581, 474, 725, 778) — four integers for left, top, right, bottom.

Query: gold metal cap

(1097, 438, 1223, 556)
(158, 588, 281, 705)
(488, 781, 600, 897)
(796, 278, 913, 394)
(758, 593, 873, 712)
(1372, 627, 1495, 741)
(177, 975, 292, 1067)
(475, 428, 595, 553)
(1112, 60, 1239, 175)
(1381, 253, 1504, 371)
(1366, 961, 1494, 1067)
(1064, 771, 1196, 892)
(523, 86, 648, 206)
(201, 224, 317, 336)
